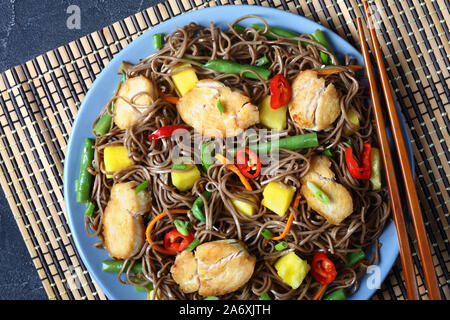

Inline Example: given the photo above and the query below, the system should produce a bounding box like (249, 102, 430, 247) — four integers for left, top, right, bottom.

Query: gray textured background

(0, 0, 161, 300)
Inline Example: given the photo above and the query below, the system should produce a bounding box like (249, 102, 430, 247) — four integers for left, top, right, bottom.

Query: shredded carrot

(271, 212, 294, 241)
(162, 95, 180, 104)
(312, 284, 328, 300)
(293, 190, 302, 209)
(145, 209, 189, 255)
(215, 154, 253, 191)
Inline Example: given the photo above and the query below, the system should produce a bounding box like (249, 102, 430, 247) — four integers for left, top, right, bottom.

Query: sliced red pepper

(311, 252, 337, 285)
(148, 125, 189, 141)
(235, 147, 261, 179)
(345, 143, 372, 180)
(163, 228, 194, 253)
(269, 74, 292, 109)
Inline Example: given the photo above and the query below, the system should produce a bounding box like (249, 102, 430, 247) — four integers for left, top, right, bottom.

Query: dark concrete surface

(0, 0, 162, 300)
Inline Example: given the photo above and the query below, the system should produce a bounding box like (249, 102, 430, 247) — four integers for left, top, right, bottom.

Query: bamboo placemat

(0, 0, 448, 300)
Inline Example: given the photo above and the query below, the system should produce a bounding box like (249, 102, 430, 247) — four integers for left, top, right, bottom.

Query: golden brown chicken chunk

(170, 239, 256, 297)
(102, 182, 152, 259)
(300, 155, 353, 225)
(176, 79, 259, 138)
(288, 70, 340, 131)
(113, 75, 155, 130)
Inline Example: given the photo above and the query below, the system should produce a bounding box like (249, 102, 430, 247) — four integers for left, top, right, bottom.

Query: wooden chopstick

(356, 17, 419, 301)
(360, 1, 441, 300)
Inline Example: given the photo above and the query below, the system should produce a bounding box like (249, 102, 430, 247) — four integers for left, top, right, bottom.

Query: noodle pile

(85, 15, 390, 300)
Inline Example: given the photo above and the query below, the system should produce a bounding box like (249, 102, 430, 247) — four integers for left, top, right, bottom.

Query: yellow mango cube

(231, 194, 258, 217)
(343, 108, 360, 136)
(171, 164, 201, 191)
(261, 181, 296, 217)
(104, 145, 134, 178)
(259, 95, 288, 130)
(171, 63, 199, 96)
(274, 252, 310, 289)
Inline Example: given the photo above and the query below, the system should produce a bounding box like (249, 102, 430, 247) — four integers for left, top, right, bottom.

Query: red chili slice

(163, 228, 194, 253)
(269, 74, 292, 109)
(311, 252, 337, 285)
(235, 147, 261, 179)
(148, 125, 189, 141)
(345, 143, 372, 180)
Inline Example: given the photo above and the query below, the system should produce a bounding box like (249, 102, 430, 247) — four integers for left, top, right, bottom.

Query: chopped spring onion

(322, 149, 333, 157)
(307, 181, 330, 204)
(345, 250, 366, 267)
(275, 241, 289, 251)
(135, 181, 149, 194)
(323, 288, 347, 300)
(217, 99, 225, 114)
(255, 55, 269, 67)
(184, 238, 200, 251)
(174, 219, 192, 236)
(260, 292, 271, 300)
(172, 163, 188, 170)
(260, 229, 273, 239)
(204, 296, 219, 300)
(121, 69, 127, 83)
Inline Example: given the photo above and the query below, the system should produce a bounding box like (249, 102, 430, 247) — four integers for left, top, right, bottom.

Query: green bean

(93, 112, 112, 136)
(152, 33, 163, 50)
(251, 24, 300, 40)
(202, 59, 271, 80)
(233, 24, 246, 33)
(76, 138, 95, 203)
(229, 132, 318, 155)
(101, 260, 142, 274)
(345, 250, 366, 267)
(85, 201, 95, 218)
(323, 288, 347, 300)
(311, 29, 333, 65)
(133, 279, 153, 292)
(192, 191, 212, 222)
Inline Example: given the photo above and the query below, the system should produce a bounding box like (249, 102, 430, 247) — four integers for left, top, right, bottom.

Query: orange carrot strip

(271, 212, 294, 241)
(145, 209, 189, 255)
(293, 190, 302, 209)
(215, 154, 253, 191)
(162, 95, 180, 104)
(312, 284, 328, 300)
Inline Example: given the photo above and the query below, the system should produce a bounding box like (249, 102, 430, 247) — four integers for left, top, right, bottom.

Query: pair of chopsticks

(356, 1, 441, 300)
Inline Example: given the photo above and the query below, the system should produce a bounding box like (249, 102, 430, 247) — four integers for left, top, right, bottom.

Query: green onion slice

(172, 163, 188, 170)
(306, 181, 330, 204)
(260, 228, 273, 239)
(185, 238, 200, 252)
(174, 219, 192, 236)
(260, 292, 271, 300)
(217, 100, 225, 114)
(275, 241, 289, 251)
(135, 181, 149, 194)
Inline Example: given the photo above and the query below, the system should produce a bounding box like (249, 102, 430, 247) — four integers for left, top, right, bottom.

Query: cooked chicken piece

(176, 79, 259, 138)
(288, 70, 340, 131)
(300, 155, 353, 225)
(170, 251, 200, 294)
(114, 75, 155, 130)
(102, 182, 152, 259)
(170, 239, 256, 297)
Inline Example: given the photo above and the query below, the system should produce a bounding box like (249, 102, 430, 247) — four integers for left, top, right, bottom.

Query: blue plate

(64, 5, 414, 300)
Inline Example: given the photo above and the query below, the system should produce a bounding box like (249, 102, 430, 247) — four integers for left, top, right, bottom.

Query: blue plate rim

(63, 4, 414, 300)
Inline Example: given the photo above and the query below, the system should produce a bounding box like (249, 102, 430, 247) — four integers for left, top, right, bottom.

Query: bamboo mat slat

(0, 0, 448, 300)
